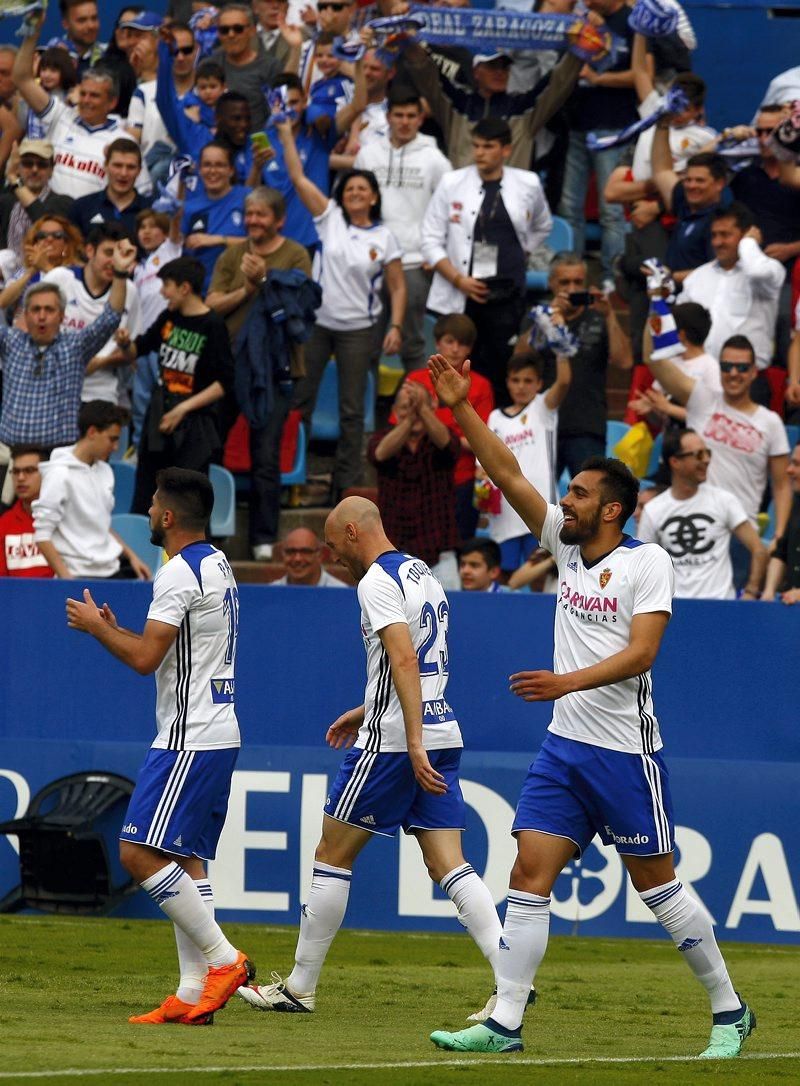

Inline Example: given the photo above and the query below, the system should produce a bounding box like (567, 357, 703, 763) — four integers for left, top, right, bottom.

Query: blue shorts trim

(499, 534, 539, 572)
(512, 733, 675, 857)
(120, 747, 238, 860)
(325, 747, 466, 836)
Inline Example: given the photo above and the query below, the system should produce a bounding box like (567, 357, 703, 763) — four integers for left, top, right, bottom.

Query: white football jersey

(540, 505, 674, 754)
(147, 542, 241, 752)
(356, 552, 462, 753)
(638, 484, 748, 600)
(37, 97, 130, 198)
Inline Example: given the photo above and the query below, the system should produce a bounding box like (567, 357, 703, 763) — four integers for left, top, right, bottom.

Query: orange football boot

(182, 952, 256, 1022)
(129, 994, 213, 1025)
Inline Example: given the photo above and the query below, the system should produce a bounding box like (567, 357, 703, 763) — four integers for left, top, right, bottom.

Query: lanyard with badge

(471, 183, 502, 280)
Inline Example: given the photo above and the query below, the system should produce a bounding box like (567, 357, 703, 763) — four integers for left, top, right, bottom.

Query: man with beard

(65, 466, 254, 1026)
(423, 352, 755, 1060)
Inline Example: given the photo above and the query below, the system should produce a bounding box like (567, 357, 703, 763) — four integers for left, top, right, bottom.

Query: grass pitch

(0, 915, 797, 1086)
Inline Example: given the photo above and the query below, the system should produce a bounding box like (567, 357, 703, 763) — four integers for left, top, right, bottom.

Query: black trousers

(465, 295, 528, 406)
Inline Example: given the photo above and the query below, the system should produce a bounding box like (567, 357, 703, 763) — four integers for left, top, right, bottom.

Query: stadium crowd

(0, 0, 799, 602)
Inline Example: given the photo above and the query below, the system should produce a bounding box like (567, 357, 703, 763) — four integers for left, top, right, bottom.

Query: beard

(559, 505, 602, 545)
(150, 524, 165, 547)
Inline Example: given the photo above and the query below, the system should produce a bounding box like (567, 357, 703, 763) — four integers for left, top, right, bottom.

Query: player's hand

(408, 745, 447, 795)
(66, 588, 104, 633)
(509, 669, 573, 701)
(326, 706, 365, 749)
(427, 352, 471, 406)
(100, 602, 118, 629)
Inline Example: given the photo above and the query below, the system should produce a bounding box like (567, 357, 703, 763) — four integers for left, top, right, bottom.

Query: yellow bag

(612, 422, 653, 479)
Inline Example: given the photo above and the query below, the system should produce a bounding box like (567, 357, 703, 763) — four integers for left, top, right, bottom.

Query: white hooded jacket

(33, 446, 121, 578)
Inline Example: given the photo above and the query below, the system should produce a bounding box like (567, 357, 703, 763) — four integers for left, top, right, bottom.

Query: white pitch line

(0, 1053, 797, 1079)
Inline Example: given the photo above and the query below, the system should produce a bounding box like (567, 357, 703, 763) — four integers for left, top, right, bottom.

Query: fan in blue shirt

(181, 141, 249, 289)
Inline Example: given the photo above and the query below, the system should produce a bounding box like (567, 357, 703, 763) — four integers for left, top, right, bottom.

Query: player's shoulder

(168, 541, 229, 593)
(362, 551, 433, 597)
(615, 535, 673, 573)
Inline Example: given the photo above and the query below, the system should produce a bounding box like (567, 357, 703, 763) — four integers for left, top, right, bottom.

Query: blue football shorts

(325, 747, 466, 836)
(119, 746, 239, 860)
(512, 732, 675, 857)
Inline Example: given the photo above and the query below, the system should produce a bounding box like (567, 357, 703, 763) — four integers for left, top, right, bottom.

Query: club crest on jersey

(369, 247, 378, 262)
(599, 568, 612, 589)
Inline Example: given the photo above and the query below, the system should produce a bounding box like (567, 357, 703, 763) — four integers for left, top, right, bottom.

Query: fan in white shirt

(638, 429, 767, 599)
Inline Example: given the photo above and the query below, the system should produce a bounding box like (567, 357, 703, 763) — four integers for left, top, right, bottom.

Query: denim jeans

(131, 352, 160, 448)
(558, 130, 628, 278)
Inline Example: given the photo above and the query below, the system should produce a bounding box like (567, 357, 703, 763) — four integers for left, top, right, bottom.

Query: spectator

(120, 11, 180, 192)
(14, 12, 129, 199)
(68, 138, 151, 240)
(212, 2, 282, 131)
(271, 527, 348, 586)
(787, 316, 800, 424)
(207, 186, 312, 560)
(182, 139, 250, 290)
(536, 252, 633, 477)
(304, 32, 352, 125)
(297, 0, 357, 93)
(457, 536, 509, 593)
(33, 400, 150, 580)
(368, 381, 461, 588)
(0, 446, 54, 578)
(253, 0, 295, 71)
(0, 214, 83, 325)
(644, 333, 791, 585)
(188, 59, 227, 128)
(116, 256, 232, 514)
(638, 428, 767, 599)
(165, 22, 202, 110)
(355, 90, 452, 372)
(276, 116, 405, 500)
(337, 47, 393, 160)
(558, 0, 638, 287)
(680, 203, 785, 395)
(43, 222, 142, 405)
(403, 313, 494, 542)
(32, 46, 79, 113)
(763, 441, 800, 603)
(0, 139, 72, 259)
(100, 5, 144, 118)
(421, 116, 551, 402)
(759, 64, 800, 110)
(479, 349, 571, 574)
(58, 0, 106, 79)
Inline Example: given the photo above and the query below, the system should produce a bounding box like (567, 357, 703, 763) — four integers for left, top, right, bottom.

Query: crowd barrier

(0, 579, 797, 944)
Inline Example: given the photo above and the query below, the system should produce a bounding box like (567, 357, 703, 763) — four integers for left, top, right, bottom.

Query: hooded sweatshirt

(33, 446, 121, 578)
(355, 134, 452, 267)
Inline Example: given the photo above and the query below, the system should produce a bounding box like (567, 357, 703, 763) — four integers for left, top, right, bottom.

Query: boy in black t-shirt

(116, 257, 235, 514)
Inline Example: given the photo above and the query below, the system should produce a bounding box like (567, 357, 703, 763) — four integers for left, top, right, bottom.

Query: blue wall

(0, 579, 798, 944)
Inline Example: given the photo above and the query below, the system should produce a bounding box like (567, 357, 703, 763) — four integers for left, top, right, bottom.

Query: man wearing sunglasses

(0, 139, 72, 261)
(211, 3, 282, 131)
(298, 0, 356, 94)
(638, 428, 767, 599)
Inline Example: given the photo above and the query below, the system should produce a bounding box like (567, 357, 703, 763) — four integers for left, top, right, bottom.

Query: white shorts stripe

(333, 750, 377, 822)
(146, 750, 195, 848)
(640, 753, 670, 853)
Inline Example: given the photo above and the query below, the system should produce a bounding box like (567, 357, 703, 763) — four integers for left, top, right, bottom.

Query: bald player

(238, 496, 503, 1014)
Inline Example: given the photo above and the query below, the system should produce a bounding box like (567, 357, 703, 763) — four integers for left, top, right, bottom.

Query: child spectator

(184, 59, 227, 129)
(457, 537, 508, 593)
(306, 32, 352, 124)
(478, 349, 571, 575)
(0, 445, 53, 578)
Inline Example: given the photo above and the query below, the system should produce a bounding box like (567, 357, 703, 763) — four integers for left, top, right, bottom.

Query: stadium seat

(525, 217, 576, 292)
(280, 420, 307, 507)
(209, 463, 236, 538)
(557, 467, 571, 498)
(111, 513, 164, 573)
(605, 420, 629, 458)
(111, 460, 135, 515)
(786, 424, 799, 450)
(110, 424, 129, 462)
(311, 361, 376, 440)
(645, 432, 663, 480)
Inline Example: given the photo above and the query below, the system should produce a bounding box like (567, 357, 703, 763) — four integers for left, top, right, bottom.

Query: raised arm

(66, 588, 179, 674)
(334, 54, 367, 136)
(274, 118, 329, 218)
(428, 354, 548, 539)
(12, 11, 49, 115)
(651, 121, 678, 211)
(544, 354, 572, 411)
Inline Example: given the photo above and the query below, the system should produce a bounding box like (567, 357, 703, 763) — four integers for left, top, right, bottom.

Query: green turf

(0, 915, 797, 1085)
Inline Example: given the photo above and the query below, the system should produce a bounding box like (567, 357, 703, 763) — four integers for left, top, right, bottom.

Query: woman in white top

(275, 115, 406, 499)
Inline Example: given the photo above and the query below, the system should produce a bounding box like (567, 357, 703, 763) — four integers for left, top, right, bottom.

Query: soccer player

(425, 354, 755, 1059)
(238, 496, 503, 1014)
(65, 468, 254, 1025)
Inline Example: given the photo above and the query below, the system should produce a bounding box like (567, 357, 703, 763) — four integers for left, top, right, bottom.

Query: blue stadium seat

(786, 424, 799, 450)
(605, 420, 629, 458)
(280, 421, 307, 487)
(645, 432, 663, 480)
(111, 514, 164, 573)
(209, 464, 236, 538)
(525, 217, 576, 292)
(310, 360, 376, 440)
(110, 425, 129, 462)
(111, 460, 135, 515)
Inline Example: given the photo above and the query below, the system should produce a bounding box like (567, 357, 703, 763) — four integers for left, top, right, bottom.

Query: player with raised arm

(425, 354, 755, 1060)
(238, 495, 505, 1015)
(66, 468, 254, 1025)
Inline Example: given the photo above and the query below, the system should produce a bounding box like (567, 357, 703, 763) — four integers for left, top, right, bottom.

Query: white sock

(490, 891, 550, 1032)
(286, 862, 352, 996)
(174, 879, 214, 1004)
(440, 863, 503, 976)
(141, 863, 237, 969)
(641, 879, 740, 1014)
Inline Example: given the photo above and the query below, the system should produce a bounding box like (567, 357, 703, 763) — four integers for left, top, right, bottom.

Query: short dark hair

(507, 349, 543, 379)
(170, 21, 194, 37)
(685, 152, 727, 181)
(136, 208, 171, 233)
(60, 0, 97, 14)
(334, 169, 381, 224)
(712, 200, 754, 233)
(315, 30, 337, 46)
(85, 221, 132, 248)
(662, 427, 696, 465)
(672, 302, 712, 347)
(38, 47, 78, 93)
(216, 90, 250, 113)
(78, 400, 129, 437)
(433, 313, 477, 347)
(720, 334, 756, 364)
(105, 136, 142, 164)
(387, 88, 423, 111)
(157, 256, 206, 296)
(196, 59, 225, 83)
(579, 456, 640, 527)
(471, 117, 512, 146)
(673, 71, 706, 108)
(458, 537, 502, 569)
(272, 72, 303, 94)
(10, 444, 46, 461)
(155, 467, 214, 531)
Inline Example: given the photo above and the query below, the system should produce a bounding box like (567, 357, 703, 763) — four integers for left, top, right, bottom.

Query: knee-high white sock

(286, 862, 352, 996)
(641, 879, 740, 1014)
(174, 879, 214, 1003)
(141, 863, 237, 969)
(490, 891, 550, 1032)
(440, 863, 503, 976)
